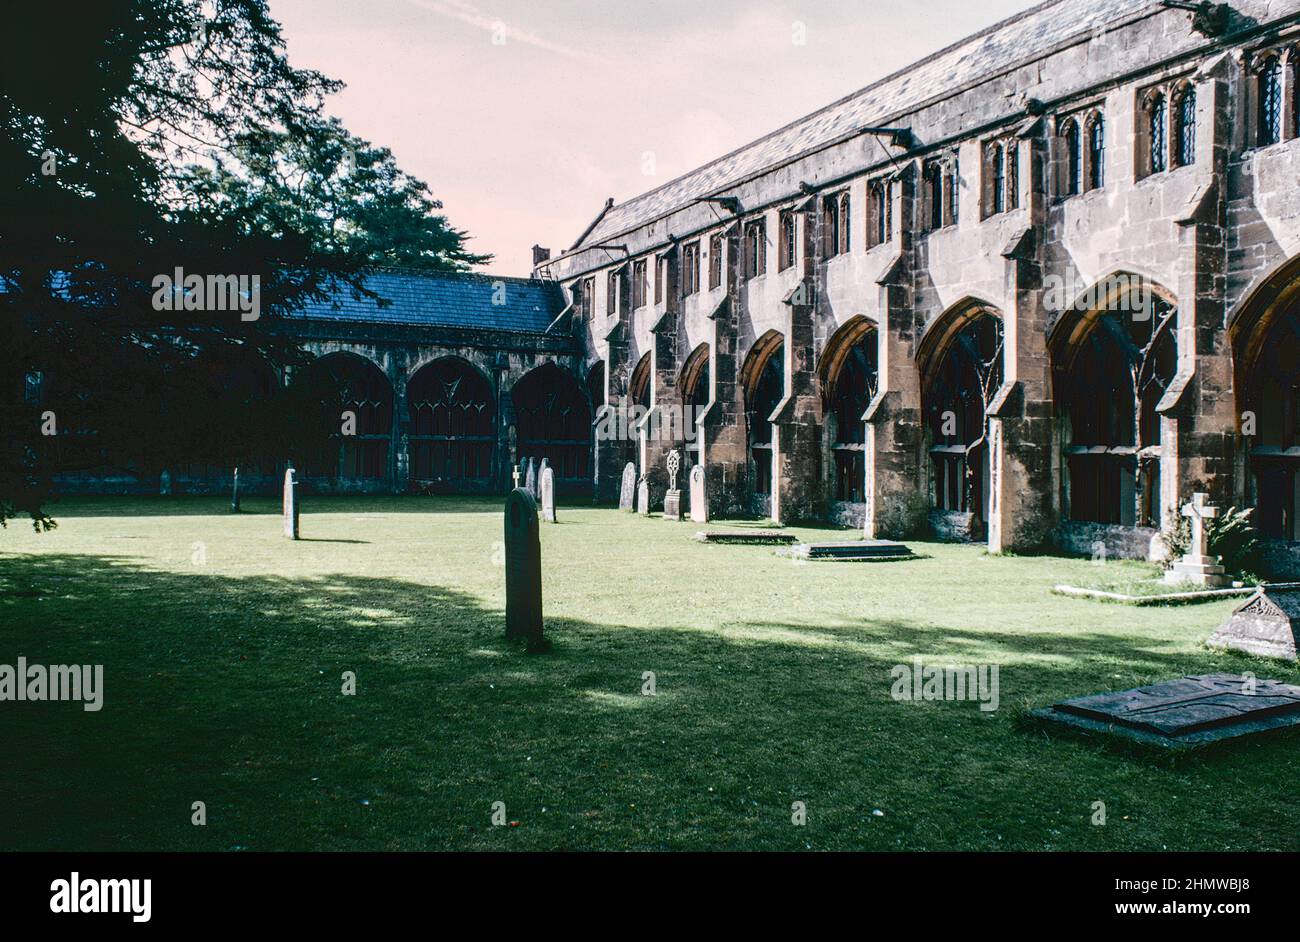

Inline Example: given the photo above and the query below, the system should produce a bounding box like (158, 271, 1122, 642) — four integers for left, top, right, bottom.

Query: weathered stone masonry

(537, 0, 1300, 570)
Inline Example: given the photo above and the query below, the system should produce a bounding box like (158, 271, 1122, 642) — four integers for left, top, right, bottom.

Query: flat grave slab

(777, 540, 917, 562)
(1207, 584, 1300, 661)
(694, 530, 796, 545)
(1034, 673, 1300, 748)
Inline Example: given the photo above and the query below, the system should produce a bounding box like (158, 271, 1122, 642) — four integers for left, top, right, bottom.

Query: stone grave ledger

(282, 467, 299, 540)
(504, 488, 544, 649)
(1208, 585, 1300, 661)
(779, 540, 915, 561)
(540, 467, 557, 523)
(1034, 673, 1300, 748)
(619, 462, 636, 511)
(689, 464, 707, 523)
(694, 530, 796, 545)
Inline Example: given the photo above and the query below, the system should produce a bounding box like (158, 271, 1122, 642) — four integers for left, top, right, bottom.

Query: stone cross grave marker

(524, 458, 537, 498)
(231, 466, 241, 513)
(540, 466, 557, 523)
(282, 466, 300, 540)
(1165, 492, 1229, 586)
(663, 449, 683, 521)
(689, 464, 708, 523)
(504, 487, 545, 651)
(619, 462, 637, 511)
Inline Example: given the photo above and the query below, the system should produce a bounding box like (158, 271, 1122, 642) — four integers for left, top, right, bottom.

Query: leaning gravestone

(689, 464, 708, 523)
(662, 449, 683, 522)
(636, 476, 650, 516)
(1207, 584, 1300, 660)
(524, 458, 537, 498)
(1033, 673, 1300, 748)
(540, 466, 557, 523)
(282, 466, 300, 540)
(504, 487, 546, 651)
(619, 462, 637, 511)
(230, 466, 241, 513)
(537, 457, 549, 499)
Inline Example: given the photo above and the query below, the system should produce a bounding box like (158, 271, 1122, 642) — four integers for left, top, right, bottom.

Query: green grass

(3, 495, 1298, 851)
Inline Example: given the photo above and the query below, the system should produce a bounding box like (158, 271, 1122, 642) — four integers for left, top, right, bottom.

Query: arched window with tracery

(297, 353, 393, 482)
(1087, 114, 1106, 190)
(743, 334, 784, 500)
(1175, 86, 1197, 167)
(1149, 93, 1168, 173)
(1061, 119, 1082, 196)
(821, 322, 878, 504)
(1054, 283, 1177, 527)
(408, 358, 495, 489)
(512, 363, 592, 486)
(1259, 54, 1283, 146)
(679, 345, 710, 463)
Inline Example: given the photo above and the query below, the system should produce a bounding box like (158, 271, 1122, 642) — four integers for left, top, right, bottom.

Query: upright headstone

(282, 466, 299, 540)
(540, 466, 557, 523)
(663, 449, 683, 522)
(637, 476, 650, 516)
(619, 462, 637, 511)
(524, 458, 537, 498)
(159, 469, 172, 497)
(689, 464, 708, 523)
(230, 466, 241, 513)
(1165, 492, 1229, 586)
(537, 458, 549, 499)
(504, 488, 545, 651)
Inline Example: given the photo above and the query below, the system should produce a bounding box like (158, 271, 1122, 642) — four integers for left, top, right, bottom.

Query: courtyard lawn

(2, 495, 1297, 852)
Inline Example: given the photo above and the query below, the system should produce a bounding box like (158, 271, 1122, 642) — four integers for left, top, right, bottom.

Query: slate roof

(284, 269, 564, 333)
(572, 0, 1150, 251)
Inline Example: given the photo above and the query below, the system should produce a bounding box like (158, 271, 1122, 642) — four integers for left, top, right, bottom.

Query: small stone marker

(231, 466, 240, 513)
(282, 466, 299, 540)
(694, 530, 796, 545)
(1034, 673, 1300, 748)
(778, 539, 917, 562)
(689, 464, 708, 523)
(524, 458, 537, 498)
(619, 462, 637, 511)
(159, 469, 172, 497)
(637, 476, 649, 516)
(511, 463, 522, 490)
(1208, 584, 1300, 660)
(540, 466, 557, 523)
(1165, 492, 1229, 587)
(663, 449, 682, 522)
(504, 487, 545, 651)
(537, 458, 549, 499)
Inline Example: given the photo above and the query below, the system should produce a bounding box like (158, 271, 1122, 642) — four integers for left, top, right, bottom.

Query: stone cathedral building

(532, 0, 1300, 570)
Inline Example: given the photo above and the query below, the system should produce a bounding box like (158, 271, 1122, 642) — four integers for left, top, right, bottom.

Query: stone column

(594, 322, 629, 504)
(702, 224, 748, 518)
(988, 127, 1055, 552)
(642, 246, 681, 509)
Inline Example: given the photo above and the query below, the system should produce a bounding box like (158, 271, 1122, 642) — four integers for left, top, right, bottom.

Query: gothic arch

(679, 343, 711, 460)
(741, 330, 786, 497)
(511, 362, 593, 487)
(628, 352, 652, 409)
(1228, 253, 1300, 539)
(296, 351, 394, 482)
(407, 356, 495, 488)
(818, 316, 879, 503)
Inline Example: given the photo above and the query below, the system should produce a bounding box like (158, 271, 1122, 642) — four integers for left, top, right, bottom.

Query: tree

(0, 0, 487, 529)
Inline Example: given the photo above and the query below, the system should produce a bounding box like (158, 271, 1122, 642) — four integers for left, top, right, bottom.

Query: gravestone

(159, 469, 172, 497)
(1033, 673, 1300, 748)
(1208, 584, 1300, 660)
(694, 530, 796, 545)
(778, 539, 917, 562)
(540, 466, 557, 523)
(282, 466, 299, 540)
(636, 476, 650, 516)
(689, 464, 708, 523)
(537, 458, 549, 499)
(524, 458, 537, 498)
(662, 450, 682, 522)
(619, 462, 637, 511)
(504, 488, 545, 651)
(230, 466, 241, 513)
(1165, 492, 1230, 587)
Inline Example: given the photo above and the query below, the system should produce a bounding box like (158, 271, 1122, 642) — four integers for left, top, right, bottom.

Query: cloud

(404, 0, 610, 64)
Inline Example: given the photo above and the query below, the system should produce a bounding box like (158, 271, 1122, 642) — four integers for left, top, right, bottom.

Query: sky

(269, 0, 1045, 274)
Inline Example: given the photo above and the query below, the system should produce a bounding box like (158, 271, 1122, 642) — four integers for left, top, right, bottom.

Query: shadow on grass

(4, 551, 1300, 851)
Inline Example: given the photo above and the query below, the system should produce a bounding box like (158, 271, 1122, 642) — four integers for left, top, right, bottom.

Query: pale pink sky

(270, 0, 1044, 274)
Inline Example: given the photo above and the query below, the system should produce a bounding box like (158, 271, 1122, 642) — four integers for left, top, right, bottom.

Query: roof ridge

(366, 265, 544, 285)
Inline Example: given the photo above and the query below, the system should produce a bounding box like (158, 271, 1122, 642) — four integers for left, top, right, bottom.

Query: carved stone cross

(1182, 492, 1219, 559)
(666, 449, 681, 491)
(512, 464, 521, 489)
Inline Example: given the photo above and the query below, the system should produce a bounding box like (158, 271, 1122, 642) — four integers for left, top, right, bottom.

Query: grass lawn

(3, 495, 1297, 851)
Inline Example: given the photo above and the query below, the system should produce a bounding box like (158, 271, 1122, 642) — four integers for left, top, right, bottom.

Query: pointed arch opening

(819, 317, 878, 503)
(294, 352, 393, 482)
(407, 357, 495, 490)
(741, 330, 785, 499)
(679, 343, 711, 462)
(512, 362, 592, 489)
